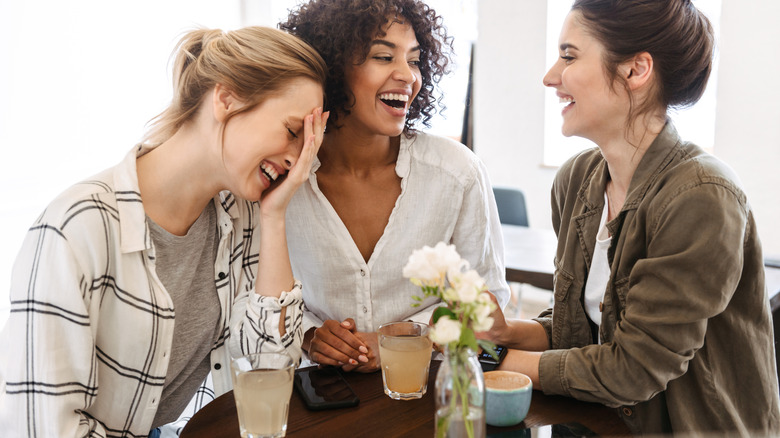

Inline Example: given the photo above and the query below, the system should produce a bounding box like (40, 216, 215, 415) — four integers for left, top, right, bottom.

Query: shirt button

(360, 269, 366, 277)
(622, 407, 633, 417)
(218, 272, 227, 280)
(214, 363, 222, 370)
(362, 306, 368, 313)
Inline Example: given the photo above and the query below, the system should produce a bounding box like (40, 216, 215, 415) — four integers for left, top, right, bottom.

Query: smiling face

(221, 77, 322, 201)
(342, 17, 423, 138)
(543, 11, 631, 144)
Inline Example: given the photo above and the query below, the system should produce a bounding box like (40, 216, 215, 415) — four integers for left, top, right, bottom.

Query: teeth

(379, 93, 410, 102)
(260, 162, 278, 181)
(559, 96, 575, 104)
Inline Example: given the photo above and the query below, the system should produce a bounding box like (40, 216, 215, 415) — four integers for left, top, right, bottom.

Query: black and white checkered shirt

(0, 145, 304, 437)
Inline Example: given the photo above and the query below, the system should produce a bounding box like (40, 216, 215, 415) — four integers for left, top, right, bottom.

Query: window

(542, 0, 722, 167)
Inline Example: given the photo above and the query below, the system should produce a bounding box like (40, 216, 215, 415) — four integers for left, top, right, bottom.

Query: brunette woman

(485, 0, 780, 435)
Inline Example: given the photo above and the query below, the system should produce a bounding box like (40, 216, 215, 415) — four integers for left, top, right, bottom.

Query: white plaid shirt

(0, 145, 304, 437)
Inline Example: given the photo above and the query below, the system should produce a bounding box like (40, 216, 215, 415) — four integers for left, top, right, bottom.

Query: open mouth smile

(379, 92, 410, 110)
(260, 162, 279, 184)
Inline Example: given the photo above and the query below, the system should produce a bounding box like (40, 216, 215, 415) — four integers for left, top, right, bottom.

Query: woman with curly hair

(279, 0, 509, 372)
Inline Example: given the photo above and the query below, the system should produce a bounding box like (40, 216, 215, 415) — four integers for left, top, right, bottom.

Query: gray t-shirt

(148, 201, 220, 428)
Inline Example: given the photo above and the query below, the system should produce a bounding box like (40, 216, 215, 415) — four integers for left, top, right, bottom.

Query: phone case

(294, 367, 360, 410)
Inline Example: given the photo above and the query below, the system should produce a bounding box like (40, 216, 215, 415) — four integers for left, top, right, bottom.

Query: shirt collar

(306, 134, 416, 179)
(113, 144, 238, 254)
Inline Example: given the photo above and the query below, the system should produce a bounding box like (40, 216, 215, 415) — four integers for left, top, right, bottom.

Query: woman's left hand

(339, 331, 380, 373)
(260, 107, 328, 218)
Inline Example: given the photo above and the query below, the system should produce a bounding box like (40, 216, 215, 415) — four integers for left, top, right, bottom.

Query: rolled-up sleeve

(540, 182, 749, 406)
(230, 282, 305, 365)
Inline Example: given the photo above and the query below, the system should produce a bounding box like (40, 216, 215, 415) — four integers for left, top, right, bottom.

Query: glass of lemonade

(230, 352, 295, 438)
(378, 321, 433, 400)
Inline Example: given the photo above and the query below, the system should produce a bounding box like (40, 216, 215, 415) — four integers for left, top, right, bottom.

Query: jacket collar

(578, 121, 681, 214)
(622, 121, 681, 212)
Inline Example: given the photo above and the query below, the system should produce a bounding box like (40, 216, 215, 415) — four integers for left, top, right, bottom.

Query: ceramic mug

(484, 370, 533, 427)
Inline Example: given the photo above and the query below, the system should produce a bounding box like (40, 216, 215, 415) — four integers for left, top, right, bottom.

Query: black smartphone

(479, 345, 508, 371)
(294, 366, 360, 410)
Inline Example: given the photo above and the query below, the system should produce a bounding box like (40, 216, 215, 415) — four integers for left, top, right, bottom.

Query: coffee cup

(484, 370, 533, 427)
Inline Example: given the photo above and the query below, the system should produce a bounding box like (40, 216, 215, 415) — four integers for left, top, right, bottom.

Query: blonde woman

(0, 26, 330, 436)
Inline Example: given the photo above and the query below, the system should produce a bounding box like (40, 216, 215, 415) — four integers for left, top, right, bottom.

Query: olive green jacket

(536, 123, 780, 436)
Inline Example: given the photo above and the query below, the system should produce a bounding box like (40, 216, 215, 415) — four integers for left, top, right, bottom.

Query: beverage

(377, 321, 432, 400)
(234, 368, 293, 438)
(379, 335, 432, 393)
(231, 353, 294, 438)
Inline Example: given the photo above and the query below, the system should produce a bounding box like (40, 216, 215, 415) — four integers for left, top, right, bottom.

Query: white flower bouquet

(403, 242, 500, 438)
(402, 241, 498, 354)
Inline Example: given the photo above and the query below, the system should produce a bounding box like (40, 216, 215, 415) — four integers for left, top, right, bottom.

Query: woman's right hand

(476, 291, 511, 345)
(259, 107, 329, 219)
(307, 319, 369, 368)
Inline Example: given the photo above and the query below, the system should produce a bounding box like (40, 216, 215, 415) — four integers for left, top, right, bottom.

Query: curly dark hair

(279, 0, 453, 134)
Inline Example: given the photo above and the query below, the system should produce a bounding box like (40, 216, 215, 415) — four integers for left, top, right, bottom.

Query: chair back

(493, 187, 529, 227)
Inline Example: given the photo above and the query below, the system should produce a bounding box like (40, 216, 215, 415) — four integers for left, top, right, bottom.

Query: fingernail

(359, 355, 368, 363)
(349, 359, 358, 365)
(359, 346, 368, 354)
(341, 321, 351, 328)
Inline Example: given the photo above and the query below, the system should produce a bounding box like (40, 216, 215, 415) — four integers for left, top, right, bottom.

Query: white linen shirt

(286, 132, 510, 335)
(0, 144, 304, 437)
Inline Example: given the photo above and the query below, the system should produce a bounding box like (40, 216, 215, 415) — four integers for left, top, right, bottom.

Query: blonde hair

(142, 26, 327, 145)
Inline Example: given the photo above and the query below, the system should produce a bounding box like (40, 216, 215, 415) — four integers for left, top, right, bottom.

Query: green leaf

(477, 339, 499, 361)
(459, 327, 478, 352)
(432, 306, 456, 324)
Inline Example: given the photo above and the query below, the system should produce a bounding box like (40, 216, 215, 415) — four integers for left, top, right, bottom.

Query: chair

(493, 187, 529, 227)
(493, 186, 535, 318)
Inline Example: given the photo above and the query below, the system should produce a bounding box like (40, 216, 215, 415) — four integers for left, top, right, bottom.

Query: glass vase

(434, 346, 486, 438)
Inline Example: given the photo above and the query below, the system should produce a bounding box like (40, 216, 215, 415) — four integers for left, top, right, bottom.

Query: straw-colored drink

(378, 321, 432, 400)
(231, 353, 294, 438)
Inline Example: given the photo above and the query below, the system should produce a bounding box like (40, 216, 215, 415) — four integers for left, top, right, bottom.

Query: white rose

(471, 292, 497, 329)
(403, 242, 466, 284)
(451, 269, 486, 303)
(430, 242, 467, 276)
(472, 316, 495, 332)
(430, 316, 462, 345)
(402, 246, 441, 282)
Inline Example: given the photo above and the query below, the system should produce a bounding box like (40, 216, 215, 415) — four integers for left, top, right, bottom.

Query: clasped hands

(304, 293, 515, 373)
(305, 319, 378, 372)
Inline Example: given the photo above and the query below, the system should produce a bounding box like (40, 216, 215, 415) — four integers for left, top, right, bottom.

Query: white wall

(474, 0, 557, 230)
(713, 0, 780, 259)
(0, 0, 247, 325)
(474, 0, 780, 259)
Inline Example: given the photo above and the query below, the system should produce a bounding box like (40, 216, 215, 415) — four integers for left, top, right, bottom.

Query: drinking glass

(230, 352, 295, 438)
(378, 321, 432, 400)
